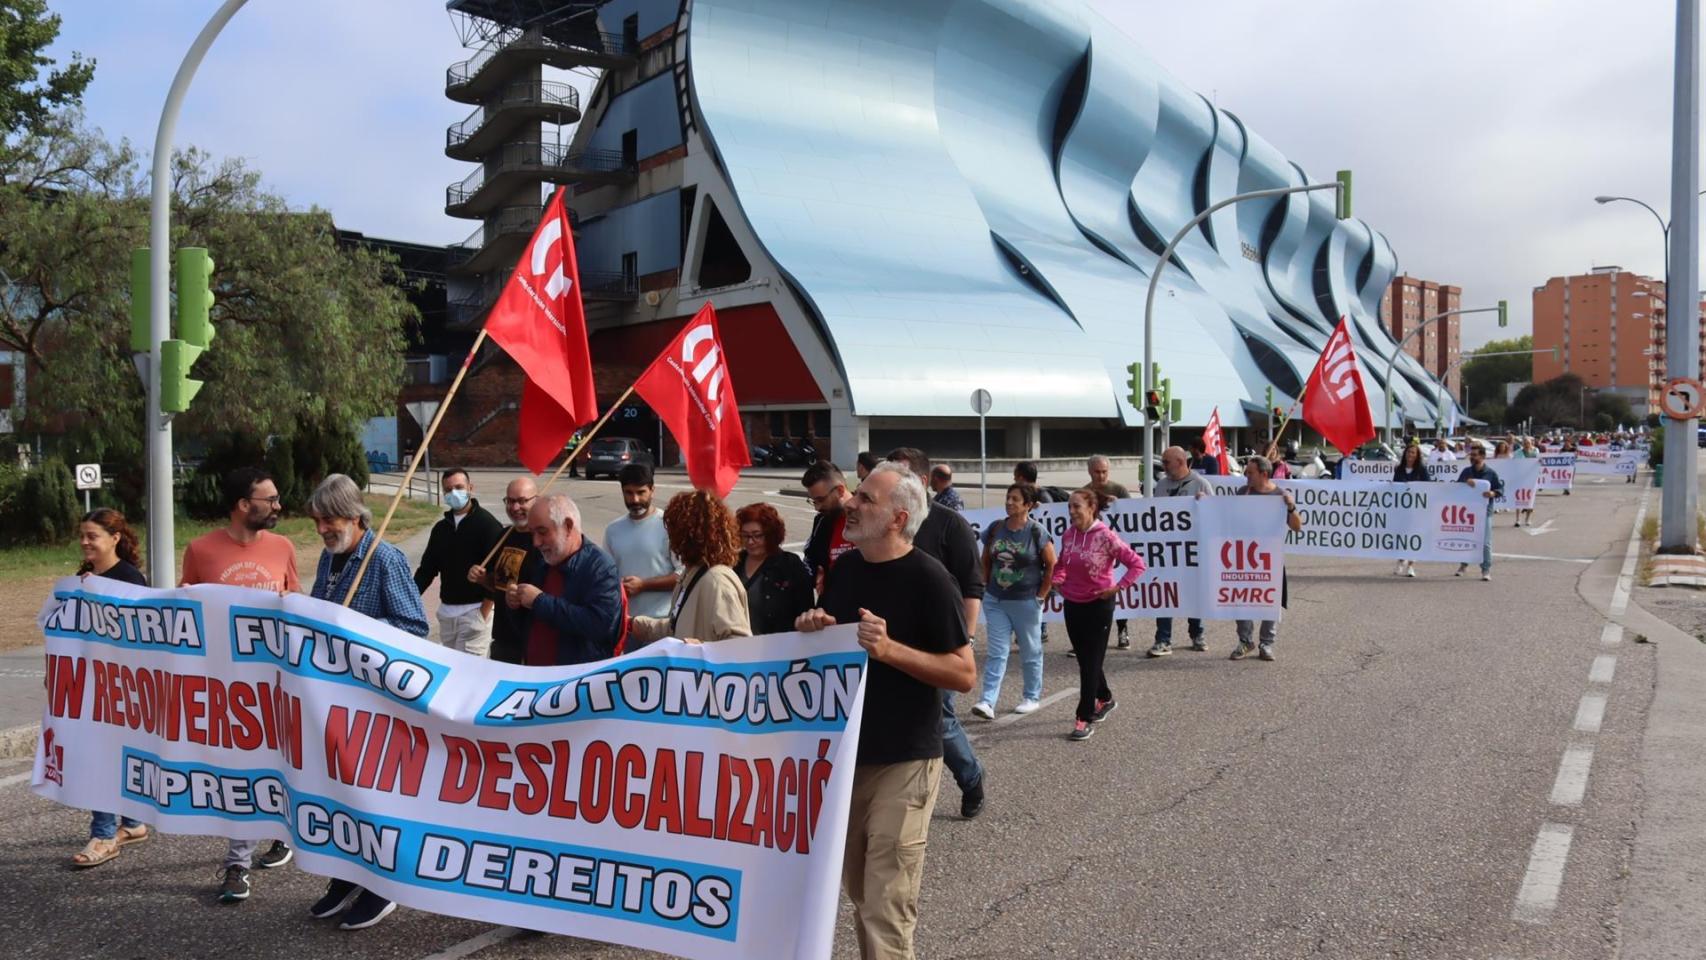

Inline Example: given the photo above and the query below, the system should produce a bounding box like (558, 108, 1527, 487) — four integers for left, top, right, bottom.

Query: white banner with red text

(1538, 453, 1576, 491)
(1339, 458, 1541, 512)
(963, 495, 1288, 623)
(31, 577, 864, 960)
(1204, 477, 1492, 562)
(1574, 446, 1642, 477)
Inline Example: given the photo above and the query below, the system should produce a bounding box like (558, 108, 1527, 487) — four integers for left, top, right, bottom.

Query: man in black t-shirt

(888, 447, 987, 818)
(797, 462, 974, 960)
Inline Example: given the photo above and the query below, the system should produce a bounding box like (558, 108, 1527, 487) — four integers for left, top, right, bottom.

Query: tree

(0, 114, 417, 510)
(0, 0, 93, 150)
(1460, 334, 1534, 412)
(1505, 372, 1636, 431)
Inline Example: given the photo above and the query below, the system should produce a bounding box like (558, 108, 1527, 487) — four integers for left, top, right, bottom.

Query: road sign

(970, 389, 992, 508)
(75, 463, 102, 491)
(970, 389, 993, 415)
(1660, 377, 1704, 419)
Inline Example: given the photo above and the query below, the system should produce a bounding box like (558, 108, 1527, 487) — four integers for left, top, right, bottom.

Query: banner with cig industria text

(31, 578, 865, 960)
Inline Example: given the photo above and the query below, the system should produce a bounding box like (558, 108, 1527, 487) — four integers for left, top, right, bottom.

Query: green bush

(183, 432, 268, 519)
(7, 458, 80, 545)
(1649, 426, 1664, 469)
(265, 439, 300, 510)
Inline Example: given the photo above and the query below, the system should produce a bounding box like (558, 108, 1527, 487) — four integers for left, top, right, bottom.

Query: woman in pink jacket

(1052, 489, 1147, 741)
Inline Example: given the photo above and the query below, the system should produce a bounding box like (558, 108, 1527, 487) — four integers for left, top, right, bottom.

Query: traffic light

(1265, 385, 1275, 411)
(1334, 170, 1353, 220)
(1496, 299, 1509, 328)
(1144, 389, 1163, 421)
(161, 247, 215, 413)
(1125, 361, 1142, 410)
(129, 248, 150, 355)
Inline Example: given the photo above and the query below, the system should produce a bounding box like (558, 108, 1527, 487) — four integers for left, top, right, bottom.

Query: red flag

(483, 187, 598, 474)
(1203, 407, 1232, 474)
(634, 303, 751, 497)
(1303, 317, 1377, 456)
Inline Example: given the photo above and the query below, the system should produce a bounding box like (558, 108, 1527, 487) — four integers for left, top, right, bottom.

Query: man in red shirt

(801, 462, 856, 592)
(180, 467, 301, 905)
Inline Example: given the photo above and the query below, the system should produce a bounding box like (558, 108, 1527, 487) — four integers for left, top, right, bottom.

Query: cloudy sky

(45, 0, 1689, 349)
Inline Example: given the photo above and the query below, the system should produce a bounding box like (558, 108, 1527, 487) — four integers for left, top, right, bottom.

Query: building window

(622, 14, 639, 52)
(621, 129, 638, 168)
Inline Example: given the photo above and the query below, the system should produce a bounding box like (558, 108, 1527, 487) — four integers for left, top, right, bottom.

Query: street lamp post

(145, 0, 251, 583)
(1381, 303, 1506, 444)
(1140, 175, 1349, 496)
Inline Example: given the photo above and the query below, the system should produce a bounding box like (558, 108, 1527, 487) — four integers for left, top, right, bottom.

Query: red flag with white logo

(482, 187, 598, 475)
(1303, 317, 1376, 456)
(1203, 407, 1232, 474)
(633, 303, 751, 498)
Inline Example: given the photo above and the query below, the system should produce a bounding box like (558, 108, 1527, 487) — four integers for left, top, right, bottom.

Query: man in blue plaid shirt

(302, 473, 428, 929)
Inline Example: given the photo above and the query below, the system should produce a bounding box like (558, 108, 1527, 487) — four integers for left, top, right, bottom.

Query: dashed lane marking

(0, 771, 33, 790)
(1548, 745, 1593, 807)
(1600, 623, 1623, 646)
(1512, 823, 1574, 923)
(1573, 694, 1607, 734)
(416, 925, 522, 960)
(1588, 655, 1616, 685)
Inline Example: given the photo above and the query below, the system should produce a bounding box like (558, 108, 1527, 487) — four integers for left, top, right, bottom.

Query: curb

(0, 723, 38, 761)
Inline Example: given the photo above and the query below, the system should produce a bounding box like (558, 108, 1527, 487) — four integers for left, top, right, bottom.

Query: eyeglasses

(502, 496, 537, 507)
(806, 488, 842, 506)
(739, 530, 765, 541)
(244, 496, 282, 507)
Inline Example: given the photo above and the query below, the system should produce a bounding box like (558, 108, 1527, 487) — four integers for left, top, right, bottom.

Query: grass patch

(0, 495, 442, 584)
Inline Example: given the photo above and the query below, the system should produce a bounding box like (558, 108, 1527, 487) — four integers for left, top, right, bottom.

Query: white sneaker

(1456, 563, 1468, 577)
(1013, 699, 1041, 715)
(1393, 560, 1405, 576)
(1405, 562, 1417, 578)
(970, 701, 996, 720)
(1481, 572, 1492, 582)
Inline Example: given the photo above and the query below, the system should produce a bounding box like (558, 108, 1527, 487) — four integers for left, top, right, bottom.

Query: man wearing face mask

(181, 466, 303, 905)
(413, 467, 505, 657)
(303, 473, 428, 931)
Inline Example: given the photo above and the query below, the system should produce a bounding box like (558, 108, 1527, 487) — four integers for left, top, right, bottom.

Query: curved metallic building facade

(682, 0, 1456, 444)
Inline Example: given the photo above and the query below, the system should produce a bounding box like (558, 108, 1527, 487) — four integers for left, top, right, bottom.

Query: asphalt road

(0, 468, 1677, 959)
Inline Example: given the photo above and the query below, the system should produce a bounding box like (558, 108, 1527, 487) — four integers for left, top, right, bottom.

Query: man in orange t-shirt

(179, 466, 301, 904)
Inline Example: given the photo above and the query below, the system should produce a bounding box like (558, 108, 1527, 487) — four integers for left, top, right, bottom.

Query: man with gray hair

(303, 473, 427, 931)
(796, 461, 974, 960)
(506, 493, 623, 666)
(1147, 446, 1212, 657)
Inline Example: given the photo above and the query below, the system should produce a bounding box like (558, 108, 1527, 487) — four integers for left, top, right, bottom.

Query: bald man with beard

(467, 476, 546, 664)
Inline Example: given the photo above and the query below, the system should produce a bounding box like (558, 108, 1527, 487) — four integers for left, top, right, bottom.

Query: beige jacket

(629, 564, 752, 644)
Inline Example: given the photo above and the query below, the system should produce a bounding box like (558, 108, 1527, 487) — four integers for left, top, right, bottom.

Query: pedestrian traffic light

(129, 248, 150, 355)
(1496, 299, 1508, 328)
(1264, 384, 1275, 411)
(161, 247, 215, 414)
(1335, 170, 1353, 220)
(1144, 389, 1163, 421)
(1126, 361, 1142, 410)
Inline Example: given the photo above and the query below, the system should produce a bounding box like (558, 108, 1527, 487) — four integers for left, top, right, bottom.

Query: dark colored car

(584, 437, 655, 480)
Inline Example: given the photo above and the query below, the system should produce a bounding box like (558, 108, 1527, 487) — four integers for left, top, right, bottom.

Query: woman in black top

(71, 508, 151, 868)
(734, 502, 815, 635)
(1390, 444, 1432, 578)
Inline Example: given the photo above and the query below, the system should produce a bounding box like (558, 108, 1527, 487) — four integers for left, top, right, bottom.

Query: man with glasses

(467, 476, 544, 664)
(180, 467, 302, 904)
(1456, 447, 1503, 581)
(414, 468, 506, 657)
(801, 461, 856, 592)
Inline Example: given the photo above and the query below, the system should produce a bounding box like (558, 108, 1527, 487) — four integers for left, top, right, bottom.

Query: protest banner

(33, 578, 864, 960)
(1343, 459, 1458, 483)
(1341, 458, 1539, 512)
(1574, 446, 1641, 477)
(1538, 453, 1576, 491)
(962, 496, 1288, 623)
(1204, 477, 1491, 563)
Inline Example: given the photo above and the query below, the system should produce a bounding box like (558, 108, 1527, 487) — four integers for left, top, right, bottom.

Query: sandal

(115, 824, 149, 847)
(71, 837, 121, 868)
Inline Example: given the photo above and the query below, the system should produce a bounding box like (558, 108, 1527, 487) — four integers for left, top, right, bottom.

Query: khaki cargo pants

(842, 758, 943, 960)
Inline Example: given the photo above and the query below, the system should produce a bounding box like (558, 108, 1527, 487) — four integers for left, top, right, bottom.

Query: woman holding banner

(1514, 439, 1538, 526)
(1052, 490, 1146, 742)
(69, 508, 151, 867)
(1390, 445, 1431, 577)
(972, 483, 1056, 720)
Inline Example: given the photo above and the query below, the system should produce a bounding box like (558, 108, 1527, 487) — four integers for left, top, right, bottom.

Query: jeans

(981, 595, 1042, 706)
(1482, 507, 1494, 573)
(1235, 620, 1277, 647)
(1063, 596, 1115, 723)
(89, 810, 141, 840)
(939, 694, 983, 794)
(1154, 617, 1203, 646)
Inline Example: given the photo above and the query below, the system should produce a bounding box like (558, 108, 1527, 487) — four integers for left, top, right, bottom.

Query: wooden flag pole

(472, 381, 641, 572)
(1264, 382, 1310, 462)
(343, 329, 488, 606)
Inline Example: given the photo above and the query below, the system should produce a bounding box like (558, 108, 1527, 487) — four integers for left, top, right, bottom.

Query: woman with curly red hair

(734, 502, 814, 635)
(629, 490, 752, 644)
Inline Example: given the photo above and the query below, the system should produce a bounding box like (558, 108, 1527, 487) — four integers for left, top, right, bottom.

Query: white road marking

(417, 925, 522, 960)
(1548, 745, 1594, 806)
(0, 771, 33, 789)
(1600, 623, 1623, 646)
(1588, 655, 1616, 685)
(1608, 491, 1651, 618)
(1573, 694, 1607, 733)
(1512, 823, 1574, 923)
(1523, 519, 1557, 536)
(965, 688, 1078, 743)
(1492, 552, 1592, 563)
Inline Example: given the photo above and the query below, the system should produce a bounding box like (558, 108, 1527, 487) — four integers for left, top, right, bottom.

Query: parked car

(583, 437, 655, 480)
